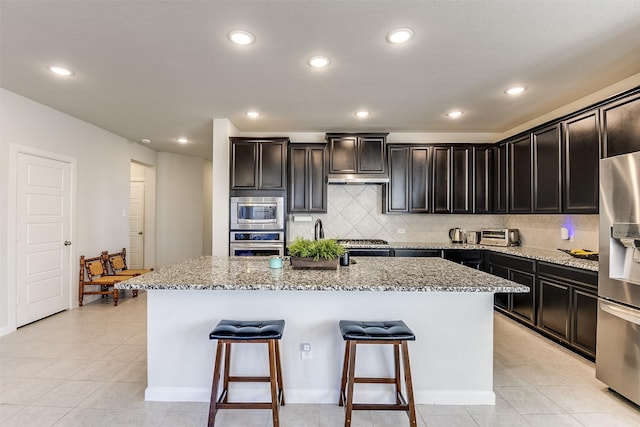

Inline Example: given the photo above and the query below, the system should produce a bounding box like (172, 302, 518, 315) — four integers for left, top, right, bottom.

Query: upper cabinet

(288, 144, 327, 213)
(492, 143, 508, 213)
(509, 135, 532, 213)
(563, 110, 600, 213)
(532, 124, 562, 213)
(230, 137, 287, 190)
(385, 145, 430, 213)
(451, 146, 473, 213)
(432, 146, 452, 213)
(327, 133, 387, 175)
(474, 146, 492, 213)
(602, 92, 640, 158)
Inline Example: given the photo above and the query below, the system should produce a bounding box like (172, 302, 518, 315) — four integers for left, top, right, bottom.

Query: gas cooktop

(335, 239, 390, 246)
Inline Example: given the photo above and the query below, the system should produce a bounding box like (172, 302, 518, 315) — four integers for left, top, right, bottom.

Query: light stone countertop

(115, 256, 529, 293)
(390, 243, 599, 272)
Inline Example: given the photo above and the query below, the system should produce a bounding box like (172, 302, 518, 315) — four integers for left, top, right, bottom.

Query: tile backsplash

(287, 185, 600, 251)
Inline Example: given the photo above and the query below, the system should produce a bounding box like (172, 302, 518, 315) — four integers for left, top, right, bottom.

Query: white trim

(4, 144, 77, 335)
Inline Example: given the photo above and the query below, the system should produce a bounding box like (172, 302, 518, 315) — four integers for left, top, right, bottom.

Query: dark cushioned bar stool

(208, 319, 285, 427)
(338, 320, 417, 427)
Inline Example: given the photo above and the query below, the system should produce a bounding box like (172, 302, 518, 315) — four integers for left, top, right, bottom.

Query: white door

(129, 181, 145, 269)
(16, 153, 72, 326)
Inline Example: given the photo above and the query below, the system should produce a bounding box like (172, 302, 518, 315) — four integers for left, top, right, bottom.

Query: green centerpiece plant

(288, 237, 345, 270)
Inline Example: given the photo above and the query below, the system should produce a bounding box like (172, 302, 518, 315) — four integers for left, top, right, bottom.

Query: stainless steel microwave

(230, 196, 284, 230)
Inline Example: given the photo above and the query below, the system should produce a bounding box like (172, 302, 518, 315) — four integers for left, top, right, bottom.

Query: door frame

(5, 144, 76, 334)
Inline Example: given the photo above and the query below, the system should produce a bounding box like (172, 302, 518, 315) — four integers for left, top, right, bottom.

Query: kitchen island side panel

(145, 289, 495, 405)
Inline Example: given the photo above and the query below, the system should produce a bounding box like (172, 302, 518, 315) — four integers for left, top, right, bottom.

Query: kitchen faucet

(314, 219, 324, 241)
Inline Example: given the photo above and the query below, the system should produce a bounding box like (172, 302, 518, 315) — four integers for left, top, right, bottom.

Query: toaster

(467, 231, 481, 244)
(480, 229, 520, 246)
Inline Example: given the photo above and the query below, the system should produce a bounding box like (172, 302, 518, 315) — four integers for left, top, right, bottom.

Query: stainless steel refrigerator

(597, 150, 640, 405)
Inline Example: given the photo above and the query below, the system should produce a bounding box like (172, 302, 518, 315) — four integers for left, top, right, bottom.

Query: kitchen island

(117, 256, 527, 405)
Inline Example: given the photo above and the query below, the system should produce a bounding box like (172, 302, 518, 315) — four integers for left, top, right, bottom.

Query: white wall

(0, 88, 157, 335)
(155, 152, 205, 267)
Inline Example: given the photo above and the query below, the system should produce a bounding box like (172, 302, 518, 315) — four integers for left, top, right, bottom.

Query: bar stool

(338, 320, 417, 427)
(208, 319, 285, 427)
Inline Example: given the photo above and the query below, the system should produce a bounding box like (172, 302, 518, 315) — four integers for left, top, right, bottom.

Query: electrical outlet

(398, 228, 406, 234)
(301, 342, 312, 359)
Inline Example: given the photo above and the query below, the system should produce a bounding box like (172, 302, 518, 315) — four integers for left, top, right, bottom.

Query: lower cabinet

(488, 253, 536, 325)
(537, 262, 597, 358)
(443, 249, 484, 269)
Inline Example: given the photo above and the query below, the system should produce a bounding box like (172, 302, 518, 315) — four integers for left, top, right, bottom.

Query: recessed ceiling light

(355, 111, 370, 118)
(246, 111, 261, 119)
(48, 65, 74, 76)
(307, 56, 330, 68)
(505, 86, 527, 95)
(447, 111, 464, 119)
(228, 30, 255, 45)
(386, 28, 414, 44)
(177, 137, 189, 144)
(140, 138, 151, 144)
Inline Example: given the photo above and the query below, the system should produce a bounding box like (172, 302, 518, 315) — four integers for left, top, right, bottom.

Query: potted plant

(287, 237, 346, 270)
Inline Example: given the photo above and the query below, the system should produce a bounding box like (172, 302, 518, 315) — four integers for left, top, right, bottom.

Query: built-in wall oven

(597, 151, 640, 406)
(230, 196, 284, 230)
(229, 231, 285, 257)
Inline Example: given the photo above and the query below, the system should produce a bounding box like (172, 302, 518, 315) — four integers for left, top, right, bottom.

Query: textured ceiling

(2, 1, 640, 160)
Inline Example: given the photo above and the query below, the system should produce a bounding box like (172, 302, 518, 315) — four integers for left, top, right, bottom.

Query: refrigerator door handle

(601, 301, 640, 326)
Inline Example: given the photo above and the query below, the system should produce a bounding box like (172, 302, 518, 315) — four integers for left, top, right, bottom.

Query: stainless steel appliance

(335, 239, 392, 256)
(449, 228, 465, 243)
(229, 231, 285, 257)
(480, 229, 520, 246)
(467, 231, 481, 244)
(597, 151, 640, 405)
(230, 196, 284, 230)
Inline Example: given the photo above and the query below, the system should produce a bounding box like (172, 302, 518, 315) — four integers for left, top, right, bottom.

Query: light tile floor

(1, 292, 639, 426)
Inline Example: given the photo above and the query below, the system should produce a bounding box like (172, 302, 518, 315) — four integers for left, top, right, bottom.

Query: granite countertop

(392, 243, 599, 272)
(115, 256, 529, 293)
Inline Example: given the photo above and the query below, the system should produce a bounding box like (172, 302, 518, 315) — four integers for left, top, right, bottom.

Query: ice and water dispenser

(609, 223, 640, 285)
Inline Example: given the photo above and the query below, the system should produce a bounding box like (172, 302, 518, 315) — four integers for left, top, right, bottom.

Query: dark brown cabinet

(489, 252, 536, 325)
(602, 92, 640, 157)
(288, 144, 327, 213)
(452, 146, 472, 213)
(474, 146, 492, 213)
(492, 143, 508, 213)
(563, 110, 600, 213)
(532, 124, 562, 213)
(327, 133, 387, 175)
(537, 262, 598, 358)
(230, 137, 287, 190)
(432, 146, 451, 213)
(385, 145, 430, 213)
(432, 146, 473, 214)
(509, 135, 532, 212)
(393, 249, 441, 257)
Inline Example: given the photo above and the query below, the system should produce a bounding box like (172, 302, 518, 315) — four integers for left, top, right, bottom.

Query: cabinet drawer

(394, 249, 441, 257)
(488, 253, 535, 274)
(538, 262, 597, 288)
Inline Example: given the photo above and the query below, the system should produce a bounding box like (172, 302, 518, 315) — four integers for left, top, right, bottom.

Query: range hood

(327, 173, 390, 184)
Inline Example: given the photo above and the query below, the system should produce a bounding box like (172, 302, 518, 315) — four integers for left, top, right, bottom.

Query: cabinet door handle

(600, 301, 640, 326)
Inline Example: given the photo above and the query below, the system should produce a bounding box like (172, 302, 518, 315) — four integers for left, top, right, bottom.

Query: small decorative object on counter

(339, 251, 350, 267)
(287, 237, 345, 270)
(557, 248, 599, 261)
(269, 256, 284, 269)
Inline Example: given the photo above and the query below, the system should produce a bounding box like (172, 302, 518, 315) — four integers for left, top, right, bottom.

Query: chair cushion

(210, 319, 285, 340)
(339, 320, 415, 341)
(86, 276, 121, 285)
(116, 269, 152, 276)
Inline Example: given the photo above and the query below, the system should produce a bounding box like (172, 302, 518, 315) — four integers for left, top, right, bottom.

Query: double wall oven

(597, 151, 640, 406)
(229, 196, 286, 256)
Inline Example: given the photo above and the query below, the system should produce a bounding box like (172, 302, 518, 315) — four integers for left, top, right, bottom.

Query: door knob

(138, 232, 143, 235)
(64, 241, 72, 246)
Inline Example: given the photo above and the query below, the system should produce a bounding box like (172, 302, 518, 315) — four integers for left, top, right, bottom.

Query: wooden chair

(105, 248, 153, 298)
(79, 254, 122, 306)
(106, 248, 152, 276)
